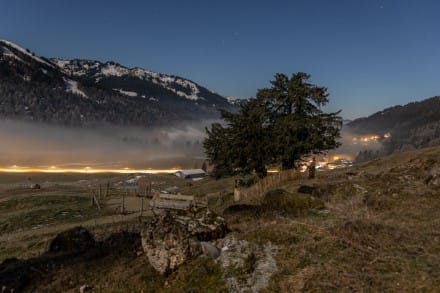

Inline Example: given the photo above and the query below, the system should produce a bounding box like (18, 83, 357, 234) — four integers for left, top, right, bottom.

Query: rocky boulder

(215, 236, 278, 293)
(141, 211, 228, 275)
(425, 165, 440, 186)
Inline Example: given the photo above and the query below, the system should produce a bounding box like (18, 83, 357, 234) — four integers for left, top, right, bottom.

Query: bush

(262, 189, 325, 215)
(49, 226, 95, 252)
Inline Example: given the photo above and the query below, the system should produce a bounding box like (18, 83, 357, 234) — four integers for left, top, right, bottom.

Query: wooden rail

(149, 193, 195, 211)
(234, 169, 304, 203)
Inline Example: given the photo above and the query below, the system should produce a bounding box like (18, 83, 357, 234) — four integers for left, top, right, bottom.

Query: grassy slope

(254, 146, 440, 292)
(1, 147, 440, 291)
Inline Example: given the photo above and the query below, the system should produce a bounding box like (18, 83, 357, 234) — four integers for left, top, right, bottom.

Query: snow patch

(101, 63, 129, 77)
(152, 75, 202, 101)
(113, 88, 138, 97)
(226, 96, 241, 105)
(65, 79, 88, 98)
(1, 40, 55, 68)
(53, 59, 70, 69)
(1, 45, 27, 64)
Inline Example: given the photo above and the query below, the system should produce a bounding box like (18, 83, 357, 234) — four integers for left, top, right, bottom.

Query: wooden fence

(233, 169, 304, 203)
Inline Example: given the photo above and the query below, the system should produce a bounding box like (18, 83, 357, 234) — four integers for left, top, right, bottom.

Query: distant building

(174, 169, 206, 180)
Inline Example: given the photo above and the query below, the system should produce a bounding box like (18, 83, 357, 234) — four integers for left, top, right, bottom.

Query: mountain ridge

(346, 96, 440, 154)
(0, 39, 240, 127)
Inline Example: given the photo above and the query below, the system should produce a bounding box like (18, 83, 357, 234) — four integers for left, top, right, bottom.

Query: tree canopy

(204, 72, 342, 178)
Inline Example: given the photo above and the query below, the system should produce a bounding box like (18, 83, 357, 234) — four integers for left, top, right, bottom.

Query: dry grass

(227, 147, 440, 292)
(2, 147, 440, 291)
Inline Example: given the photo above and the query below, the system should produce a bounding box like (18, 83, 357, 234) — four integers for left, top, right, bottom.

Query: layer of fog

(327, 129, 384, 161)
(0, 120, 384, 170)
(0, 119, 216, 169)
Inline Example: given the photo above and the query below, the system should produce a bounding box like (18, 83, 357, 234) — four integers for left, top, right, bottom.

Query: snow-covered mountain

(54, 59, 204, 101)
(0, 40, 239, 127)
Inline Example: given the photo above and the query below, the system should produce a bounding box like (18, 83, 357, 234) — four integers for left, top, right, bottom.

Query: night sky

(1, 0, 439, 119)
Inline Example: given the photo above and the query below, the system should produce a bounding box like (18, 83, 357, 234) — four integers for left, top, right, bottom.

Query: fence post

(121, 191, 126, 214)
(94, 193, 101, 210)
(234, 188, 241, 202)
(140, 197, 144, 217)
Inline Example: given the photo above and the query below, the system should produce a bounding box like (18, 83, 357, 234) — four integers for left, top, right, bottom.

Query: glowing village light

(352, 134, 382, 144)
(0, 165, 181, 174)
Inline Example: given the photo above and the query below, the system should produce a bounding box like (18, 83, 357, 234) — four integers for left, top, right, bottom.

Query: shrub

(262, 189, 325, 215)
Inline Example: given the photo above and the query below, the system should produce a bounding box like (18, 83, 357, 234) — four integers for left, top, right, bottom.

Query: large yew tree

(204, 72, 342, 178)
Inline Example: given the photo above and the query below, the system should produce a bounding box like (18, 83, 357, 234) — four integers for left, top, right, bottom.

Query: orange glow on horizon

(0, 165, 180, 174)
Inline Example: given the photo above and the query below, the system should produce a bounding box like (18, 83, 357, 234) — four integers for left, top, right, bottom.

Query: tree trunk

(281, 158, 294, 170)
(256, 166, 267, 178)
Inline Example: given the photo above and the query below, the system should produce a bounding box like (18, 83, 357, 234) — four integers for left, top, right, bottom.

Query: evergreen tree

(204, 72, 342, 177)
(203, 122, 234, 179)
(258, 72, 342, 169)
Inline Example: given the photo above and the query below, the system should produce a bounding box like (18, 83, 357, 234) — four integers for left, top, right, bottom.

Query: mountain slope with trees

(346, 96, 440, 153)
(0, 40, 239, 127)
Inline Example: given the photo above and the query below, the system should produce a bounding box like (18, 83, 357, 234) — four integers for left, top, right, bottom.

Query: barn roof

(174, 169, 206, 176)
